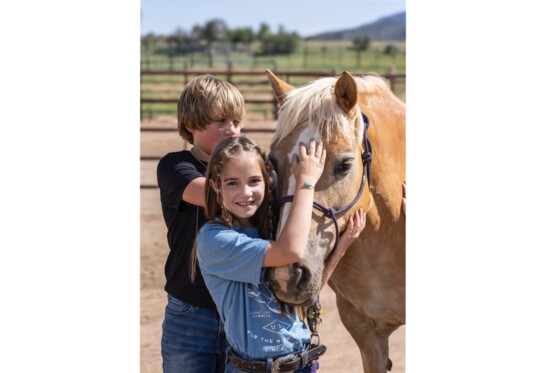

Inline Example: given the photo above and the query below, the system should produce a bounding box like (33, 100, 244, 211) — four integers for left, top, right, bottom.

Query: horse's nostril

(292, 264, 311, 290)
(293, 267, 303, 286)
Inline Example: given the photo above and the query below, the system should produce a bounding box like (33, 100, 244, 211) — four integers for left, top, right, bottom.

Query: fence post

(386, 66, 397, 93)
(303, 43, 308, 69)
(227, 61, 233, 84)
(183, 62, 188, 87)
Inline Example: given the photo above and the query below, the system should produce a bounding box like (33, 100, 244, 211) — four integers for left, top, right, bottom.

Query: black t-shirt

(157, 150, 216, 310)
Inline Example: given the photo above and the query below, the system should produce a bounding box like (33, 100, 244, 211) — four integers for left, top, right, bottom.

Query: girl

(194, 135, 366, 373)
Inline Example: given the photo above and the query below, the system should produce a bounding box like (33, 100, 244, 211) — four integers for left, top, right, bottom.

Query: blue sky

(141, 0, 406, 37)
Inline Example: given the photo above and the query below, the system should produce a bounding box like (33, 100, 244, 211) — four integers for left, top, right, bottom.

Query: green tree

(258, 27, 300, 55)
(384, 44, 399, 61)
(191, 24, 203, 40)
(141, 33, 157, 69)
(166, 27, 190, 54)
(257, 23, 271, 40)
(141, 32, 157, 50)
(202, 18, 228, 43)
(228, 27, 255, 43)
(199, 19, 229, 67)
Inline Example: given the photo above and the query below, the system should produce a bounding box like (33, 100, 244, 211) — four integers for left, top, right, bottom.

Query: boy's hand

(321, 208, 366, 287)
(338, 208, 366, 251)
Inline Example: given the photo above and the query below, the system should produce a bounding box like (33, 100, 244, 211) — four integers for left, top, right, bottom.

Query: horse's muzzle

(267, 263, 317, 307)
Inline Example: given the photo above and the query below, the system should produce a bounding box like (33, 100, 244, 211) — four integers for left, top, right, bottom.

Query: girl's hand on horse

(291, 139, 326, 187)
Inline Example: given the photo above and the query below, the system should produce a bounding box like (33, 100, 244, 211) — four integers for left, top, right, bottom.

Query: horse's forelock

(272, 77, 362, 147)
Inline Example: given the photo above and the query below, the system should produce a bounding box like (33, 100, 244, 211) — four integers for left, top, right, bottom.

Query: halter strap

(361, 112, 373, 186)
(276, 112, 373, 259)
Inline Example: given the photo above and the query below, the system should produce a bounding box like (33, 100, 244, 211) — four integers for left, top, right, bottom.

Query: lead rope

(306, 297, 323, 372)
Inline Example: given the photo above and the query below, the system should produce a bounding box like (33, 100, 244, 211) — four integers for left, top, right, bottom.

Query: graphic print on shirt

(263, 320, 291, 334)
(247, 283, 301, 353)
(247, 284, 282, 314)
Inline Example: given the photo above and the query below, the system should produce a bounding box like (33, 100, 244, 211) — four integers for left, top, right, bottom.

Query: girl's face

(217, 152, 266, 227)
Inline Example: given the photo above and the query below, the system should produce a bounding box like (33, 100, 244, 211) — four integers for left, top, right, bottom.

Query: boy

(156, 74, 244, 373)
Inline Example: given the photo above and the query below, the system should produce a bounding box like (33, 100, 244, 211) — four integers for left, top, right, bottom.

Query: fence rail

(141, 68, 405, 88)
(141, 68, 405, 120)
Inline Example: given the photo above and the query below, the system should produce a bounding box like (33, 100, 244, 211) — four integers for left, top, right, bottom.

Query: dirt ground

(140, 116, 405, 373)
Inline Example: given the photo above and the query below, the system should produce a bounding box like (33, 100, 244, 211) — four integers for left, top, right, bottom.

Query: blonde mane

(271, 73, 392, 147)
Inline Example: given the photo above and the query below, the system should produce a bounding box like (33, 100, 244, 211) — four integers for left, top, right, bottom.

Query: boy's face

(189, 118, 241, 159)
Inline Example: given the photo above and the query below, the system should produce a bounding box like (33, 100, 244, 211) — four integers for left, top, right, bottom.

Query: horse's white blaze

(275, 128, 321, 239)
(276, 174, 295, 238)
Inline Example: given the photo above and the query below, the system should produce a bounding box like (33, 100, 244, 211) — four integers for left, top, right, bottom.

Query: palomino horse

(265, 70, 405, 373)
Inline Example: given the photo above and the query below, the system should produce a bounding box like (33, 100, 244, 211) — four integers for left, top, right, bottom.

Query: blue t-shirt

(197, 222, 310, 360)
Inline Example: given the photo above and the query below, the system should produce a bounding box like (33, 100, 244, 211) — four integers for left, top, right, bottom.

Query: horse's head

(265, 70, 372, 307)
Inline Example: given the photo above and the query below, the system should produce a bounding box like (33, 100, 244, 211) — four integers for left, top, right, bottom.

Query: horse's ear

(334, 71, 358, 116)
(266, 69, 295, 105)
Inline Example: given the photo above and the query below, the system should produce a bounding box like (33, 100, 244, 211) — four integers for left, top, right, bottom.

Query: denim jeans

(161, 294, 227, 373)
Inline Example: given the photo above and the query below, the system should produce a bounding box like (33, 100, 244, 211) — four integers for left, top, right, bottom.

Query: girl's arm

(321, 209, 366, 288)
(263, 139, 326, 267)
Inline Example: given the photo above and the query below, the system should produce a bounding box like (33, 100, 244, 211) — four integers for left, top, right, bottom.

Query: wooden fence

(140, 67, 405, 120)
(140, 68, 405, 189)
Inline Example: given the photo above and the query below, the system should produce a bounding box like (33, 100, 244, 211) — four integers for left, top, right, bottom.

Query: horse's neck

(358, 99, 406, 224)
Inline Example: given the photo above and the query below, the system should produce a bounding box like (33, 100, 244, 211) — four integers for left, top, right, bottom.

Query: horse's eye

(336, 159, 354, 174)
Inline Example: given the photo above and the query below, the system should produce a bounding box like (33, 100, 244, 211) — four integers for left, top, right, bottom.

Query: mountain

(305, 12, 406, 41)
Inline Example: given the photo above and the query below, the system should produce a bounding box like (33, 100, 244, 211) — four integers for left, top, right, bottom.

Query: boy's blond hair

(177, 74, 246, 144)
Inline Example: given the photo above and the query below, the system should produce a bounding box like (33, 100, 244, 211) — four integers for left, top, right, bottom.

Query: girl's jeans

(161, 294, 227, 373)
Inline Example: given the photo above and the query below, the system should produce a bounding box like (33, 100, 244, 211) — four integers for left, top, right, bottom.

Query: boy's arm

(182, 176, 207, 207)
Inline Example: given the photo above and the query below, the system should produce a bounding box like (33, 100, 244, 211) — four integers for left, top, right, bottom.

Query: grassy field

(140, 39, 406, 119)
(141, 40, 405, 72)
